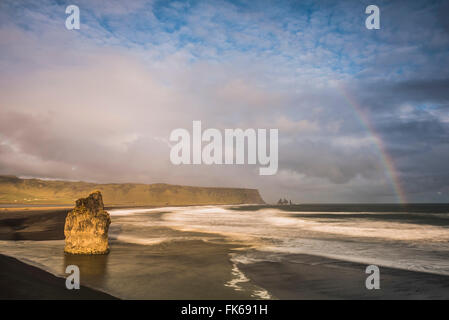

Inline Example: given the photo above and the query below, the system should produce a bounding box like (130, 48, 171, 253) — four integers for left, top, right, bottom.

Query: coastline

(0, 253, 117, 300)
(1, 206, 449, 300)
(0, 207, 263, 299)
(238, 252, 449, 300)
(3, 246, 449, 300)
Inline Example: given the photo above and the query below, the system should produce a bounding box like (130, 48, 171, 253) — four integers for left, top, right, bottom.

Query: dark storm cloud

(392, 79, 449, 103)
(355, 79, 449, 110)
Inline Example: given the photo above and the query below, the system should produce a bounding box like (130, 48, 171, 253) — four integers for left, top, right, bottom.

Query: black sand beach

(0, 208, 68, 241)
(0, 207, 117, 299)
(0, 254, 117, 299)
(238, 252, 449, 300)
(1, 206, 449, 299)
(0, 207, 258, 300)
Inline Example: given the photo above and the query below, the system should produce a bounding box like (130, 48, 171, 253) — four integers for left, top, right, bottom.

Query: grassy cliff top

(0, 175, 265, 206)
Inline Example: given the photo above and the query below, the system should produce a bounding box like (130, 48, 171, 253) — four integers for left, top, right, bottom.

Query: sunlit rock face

(64, 191, 111, 254)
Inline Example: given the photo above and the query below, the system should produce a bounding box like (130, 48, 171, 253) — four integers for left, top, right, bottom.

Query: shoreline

(1, 206, 449, 299)
(3, 245, 449, 300)
(0, 253, 118, 300)
(238, 252, 449, 300)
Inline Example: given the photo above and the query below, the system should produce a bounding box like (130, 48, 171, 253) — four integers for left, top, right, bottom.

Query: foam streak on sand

(225, 262, 272, 300)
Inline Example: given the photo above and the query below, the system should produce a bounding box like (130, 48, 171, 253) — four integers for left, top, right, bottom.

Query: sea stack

(64, 191, 111, 254)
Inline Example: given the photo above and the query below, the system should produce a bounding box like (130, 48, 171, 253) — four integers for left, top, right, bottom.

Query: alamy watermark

(365, 265, 380, 290)
(365, 5, 380, 30)
(169, 121, 278, 175)
(65, 264, 80, 290)
(65, 5, 80, 30)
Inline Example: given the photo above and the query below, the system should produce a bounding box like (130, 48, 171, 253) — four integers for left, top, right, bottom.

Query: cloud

(0, 0, 448, 203)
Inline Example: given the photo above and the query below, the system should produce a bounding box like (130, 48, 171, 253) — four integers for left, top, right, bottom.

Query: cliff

(0, 175, 265, 206)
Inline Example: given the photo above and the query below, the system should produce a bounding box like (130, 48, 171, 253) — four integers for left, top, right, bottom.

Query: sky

(0, 0, 448, 203)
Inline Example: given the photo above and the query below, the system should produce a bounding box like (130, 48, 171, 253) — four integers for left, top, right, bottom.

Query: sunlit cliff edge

(0, 175, 265, 206)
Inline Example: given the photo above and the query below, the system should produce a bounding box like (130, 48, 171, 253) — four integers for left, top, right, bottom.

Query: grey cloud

(0, 0, 448, 203)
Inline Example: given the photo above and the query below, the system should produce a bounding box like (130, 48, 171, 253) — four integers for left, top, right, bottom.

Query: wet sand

(0, 254, 117, 299)
(0, 208, 260, 299)
(1, 207, 449, 299)
(0, 208, 68, 240)
(238, 252, 449, 299)
(0, 207, 118, 299)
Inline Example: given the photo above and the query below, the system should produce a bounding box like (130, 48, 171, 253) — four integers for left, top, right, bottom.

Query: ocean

(1, 204, 448, 299)
(134, 204, 449, 275)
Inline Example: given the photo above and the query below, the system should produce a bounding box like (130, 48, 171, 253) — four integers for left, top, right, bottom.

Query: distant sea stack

(0, 175, 265, 205)
(64, 191, 111, 255)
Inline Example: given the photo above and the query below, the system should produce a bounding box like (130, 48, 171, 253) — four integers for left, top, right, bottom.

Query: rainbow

(337, 83, 407, 204)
